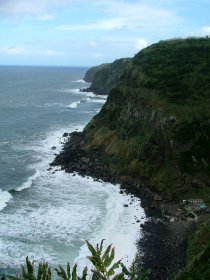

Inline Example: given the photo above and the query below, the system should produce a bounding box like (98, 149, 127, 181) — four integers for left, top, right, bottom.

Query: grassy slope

(84, 37, 210, 203)
(175, 221, 210, 279)
(84, 58, 131, 94)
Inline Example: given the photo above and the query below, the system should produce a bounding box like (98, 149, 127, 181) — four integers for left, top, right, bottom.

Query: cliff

(53, 37, 210, 279)
(84, 37, 210, 203)
(83, 58, 131, 95)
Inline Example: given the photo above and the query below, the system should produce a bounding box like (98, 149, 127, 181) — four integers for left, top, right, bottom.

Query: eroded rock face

(83, 58, 131, 95)
(83, 38, 210, 200)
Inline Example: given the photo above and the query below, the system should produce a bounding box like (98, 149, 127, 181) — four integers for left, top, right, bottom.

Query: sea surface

(0, 66, 145, 274)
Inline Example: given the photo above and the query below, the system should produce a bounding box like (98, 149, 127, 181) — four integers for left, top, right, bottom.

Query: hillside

(53, 37, 210, 279)
(84, 37, 210, 203)
(83, 58, 131, 95)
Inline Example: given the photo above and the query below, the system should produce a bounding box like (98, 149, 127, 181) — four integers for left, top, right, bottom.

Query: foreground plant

(0, 240, 150, 280)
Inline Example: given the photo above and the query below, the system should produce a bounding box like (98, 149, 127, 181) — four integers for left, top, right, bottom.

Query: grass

(175, 222, 210, 280)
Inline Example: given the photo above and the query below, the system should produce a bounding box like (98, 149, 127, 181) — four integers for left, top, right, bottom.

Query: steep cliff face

(84, 38, 210, 201)
(84, 58, 131, 95)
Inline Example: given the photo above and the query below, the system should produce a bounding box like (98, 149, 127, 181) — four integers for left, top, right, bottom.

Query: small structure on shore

(183, 199, 208, 213)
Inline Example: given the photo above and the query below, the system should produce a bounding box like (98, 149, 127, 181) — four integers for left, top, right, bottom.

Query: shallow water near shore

(0, 66, 145, 274)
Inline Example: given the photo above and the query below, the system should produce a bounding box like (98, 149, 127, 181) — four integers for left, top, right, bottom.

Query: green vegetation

(84, 58, 131, 95)
(84, 37, 210, 203)
(83, 37, 210, 279)
(1, 241, 150, 280)
(175, 221, 210, 280)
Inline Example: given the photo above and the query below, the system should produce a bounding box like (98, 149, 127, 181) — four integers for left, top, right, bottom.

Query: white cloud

(0, 0, 183, 34)
(56, 1, 183, 35)
(44, 49, 63, 56)
(201, 26, 210, 34)
(36, 14, 55, 21)
(0, 0, 66, 19)
(0, 46, 64, 57)
(1, 46, 26, 55)
(94, 0, 182, 31)
(191, 26, 210, 37)
(134, 39, 148, 51)
(57, 18, 126, 31)
(90, 52, 103, 58)
(89, 41, 97, 47)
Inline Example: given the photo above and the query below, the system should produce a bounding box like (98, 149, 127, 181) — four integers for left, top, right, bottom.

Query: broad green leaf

(104, 248, 115, 267)
(26, 257, 35, 280)
(120, 263, 130, 276)
(21, 266, 28, 280)
(8, 276, 21, 280)
(42, 264, 47, 280)
(91, 271, 103, 280)
(98, 239, 105, 256)
(55, 265, 68, 280)
(87, 257, 104, 272)
(112, 272, 125, 280)
(91, 272, 98, 280)
(107, 260, 121, 277)
(46, 267, 52, 280)
(81, 267, 88, 280)
(85, 241, 97, 258)
(37, 263, 44, 280)
(91, 270, 105, 280)
(67, 263, 71, 280)
(102, 244, 112, 261)
(72, 264, 77, 280)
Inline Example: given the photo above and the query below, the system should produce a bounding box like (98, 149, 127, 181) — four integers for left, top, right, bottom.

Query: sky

(0, 0, 210, 66)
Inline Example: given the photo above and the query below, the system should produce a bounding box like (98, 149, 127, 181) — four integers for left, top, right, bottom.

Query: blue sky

(0, 0, 210, 66)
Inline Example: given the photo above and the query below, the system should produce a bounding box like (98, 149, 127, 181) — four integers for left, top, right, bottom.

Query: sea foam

(87, 97, 107, 104)
(67, 100, 81, 108)
(0, 189, 12, 211)
(72, 79, 90, 84)
(15, 170, 40, 192)
(0, 86, 145, 271)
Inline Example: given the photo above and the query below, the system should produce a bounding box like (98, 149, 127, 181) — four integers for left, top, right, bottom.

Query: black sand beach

(51, 131, 196, 280)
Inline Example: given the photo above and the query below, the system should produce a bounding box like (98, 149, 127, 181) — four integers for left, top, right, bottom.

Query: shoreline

(51, 131, 196, 280)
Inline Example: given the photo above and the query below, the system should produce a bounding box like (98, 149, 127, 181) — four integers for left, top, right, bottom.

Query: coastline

(51, 131, 196, 280)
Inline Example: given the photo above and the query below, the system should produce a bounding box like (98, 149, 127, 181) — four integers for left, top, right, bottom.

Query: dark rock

(63, 132, 70, 137)
(81, 157, 90, 164)
(51, 130, 196, 280)
(51, 146, 56, 150)
(191, 178, 205, 189)
(154, 195, 163, 201)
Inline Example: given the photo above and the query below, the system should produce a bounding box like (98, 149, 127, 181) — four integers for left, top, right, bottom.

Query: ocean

(0, 66, 145, 274)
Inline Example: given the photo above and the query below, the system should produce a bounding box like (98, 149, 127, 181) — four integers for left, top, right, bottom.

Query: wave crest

(15, 170, 40, 192)
(0, 189, 12, 211)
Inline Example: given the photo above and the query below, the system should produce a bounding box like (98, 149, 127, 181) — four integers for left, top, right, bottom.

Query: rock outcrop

(83, 58, 131, 95)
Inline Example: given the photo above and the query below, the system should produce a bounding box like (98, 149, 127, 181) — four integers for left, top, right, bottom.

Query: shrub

(0, 240, 150, 280)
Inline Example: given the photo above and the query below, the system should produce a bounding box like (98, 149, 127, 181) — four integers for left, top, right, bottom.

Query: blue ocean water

(0, 66, 145, 274)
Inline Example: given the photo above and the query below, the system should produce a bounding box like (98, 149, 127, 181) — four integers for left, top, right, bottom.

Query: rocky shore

(80, 87, 108, 96)
(51, 131, 196, 280)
